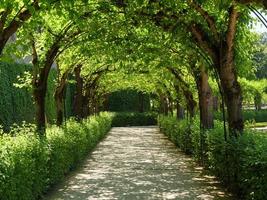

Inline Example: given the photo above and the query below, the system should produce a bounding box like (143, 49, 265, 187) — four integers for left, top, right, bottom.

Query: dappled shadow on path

(45, 127, 234, 200)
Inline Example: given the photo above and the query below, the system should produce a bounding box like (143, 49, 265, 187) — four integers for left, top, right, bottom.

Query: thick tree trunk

(218, 51, 243, 135)
(195, 67, 214, 129)
(189, 4, 244, 134)
(199, 71, 214, 129)
(33, 84, 46, 134)
(73, 65, 83, 119)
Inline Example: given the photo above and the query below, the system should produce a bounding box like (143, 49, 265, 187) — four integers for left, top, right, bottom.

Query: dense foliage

(158, 116, 267, 200)
(0, 112, 112, 200)
(111, 112, 157, 127)
(108, 90, 150, 112)
(0, 62, 76, 131)
(0, 62, 34, 131)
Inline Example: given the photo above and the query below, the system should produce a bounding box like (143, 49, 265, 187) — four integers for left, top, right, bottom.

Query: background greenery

(108, 90, 151, 112)
(0, 62, 74, 131)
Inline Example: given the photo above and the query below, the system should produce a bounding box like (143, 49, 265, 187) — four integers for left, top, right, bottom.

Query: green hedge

(0, 62, 74, 131)
(108, 90, 150, 112)
(0, 112, 112, 200)
(111, 112, 157, 127)
(0, 62, 35, 131)
(158, 116, 267, 200)
(214, 109, 267, 123)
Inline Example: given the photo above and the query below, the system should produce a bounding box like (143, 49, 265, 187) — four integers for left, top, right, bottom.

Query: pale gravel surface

(45, 126, 234, 200)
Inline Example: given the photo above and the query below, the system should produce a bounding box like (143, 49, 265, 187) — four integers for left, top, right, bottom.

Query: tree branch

(188, 0, 219, 42)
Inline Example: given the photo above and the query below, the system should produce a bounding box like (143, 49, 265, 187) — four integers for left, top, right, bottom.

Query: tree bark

(31, 38, 59, 134)
(103, 94, 109, 111)
(54, 71, 68, 126)
(138, 92, 145, 113)
(159, 93, 165, 114)
(0, 1, 40, 55)
(176, 102, 185, 120)
(33, 83, 46, 134)
(73, 65, 83, 119)
(163, 97, 169, 115)
(195, 66, 214, 129)
(189, 4, 244, 135)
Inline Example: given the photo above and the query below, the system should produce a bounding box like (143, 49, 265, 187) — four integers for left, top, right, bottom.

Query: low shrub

(111, 112, 157, 127)
(158, 116, 267, 200)
(214, 109, 267, 123)
(0, 112, 112, 200)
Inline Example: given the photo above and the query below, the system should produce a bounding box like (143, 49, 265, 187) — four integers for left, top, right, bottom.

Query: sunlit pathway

(45, 127, 233, 200)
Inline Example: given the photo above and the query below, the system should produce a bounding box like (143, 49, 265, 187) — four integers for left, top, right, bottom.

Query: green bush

(111, 112, 157, 127)
(158, 116, 267, 200)
(214, 109, 267, 123)
(0, 112, 112, 200)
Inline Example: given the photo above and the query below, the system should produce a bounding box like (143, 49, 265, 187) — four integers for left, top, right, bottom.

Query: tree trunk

(0, 37, 9, 55)
(54, 71, 68, 126)
(73, 65, 83, 119)
(189, 4, 244, 134)
(176, 102, 185, 120)
(159, 94, 165, 114)
(55, 87, 65, 126)
(95, 96, 100, 115)
(82, 86, 90, 118)
(195, 67, 214, 129)
(163, 97, 169, 115)
(0, 1, 40, 56)
(33, 83, 46, 134)
(138, 92, 145, 113)
(183, 90, 196, 118)
(103, 94, 109, 111)
(218, 52, 243, 135)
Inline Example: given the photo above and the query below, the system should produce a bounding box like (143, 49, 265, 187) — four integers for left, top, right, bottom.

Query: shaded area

(45, 127, 234, 200)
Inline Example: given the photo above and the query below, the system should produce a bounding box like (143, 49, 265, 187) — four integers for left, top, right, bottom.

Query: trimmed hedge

(0, 112, 112, 200)
(111, 112, 157, 127)
(214, 109, 267, 123)
(158, 116, 267, 200)
(108, 90, 150, 112)
(0, 62, 75, 131)
(0, 62, 35, 131)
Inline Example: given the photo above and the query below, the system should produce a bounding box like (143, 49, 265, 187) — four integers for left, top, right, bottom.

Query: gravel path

(45, 126, 233, 200)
